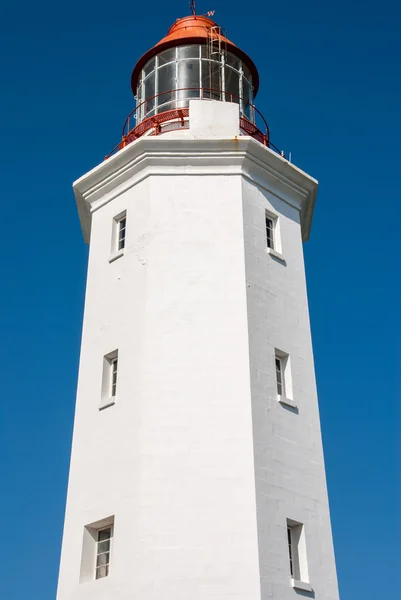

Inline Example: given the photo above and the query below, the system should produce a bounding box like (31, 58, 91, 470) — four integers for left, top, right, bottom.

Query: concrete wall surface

(57, 101, 339, 600)
(242, 177, 339, 600)
(58, 170, 261, 600)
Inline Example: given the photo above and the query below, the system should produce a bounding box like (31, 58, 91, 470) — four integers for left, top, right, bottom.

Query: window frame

(117, 216, 126, 251)
(275, 349, 296, 408)
(265, 209, 285, 261)
(265, 214, 275, 250)
(287, 525, 294, 577)
(275, 354, 285, 396)
(286, 519, 311, 590)
(109, 211, 127, 262)
(100, 350, 119, 410)
(110, 356, 118, 398)
(95, 525, 113, 580)
(79, 515, 115, 584)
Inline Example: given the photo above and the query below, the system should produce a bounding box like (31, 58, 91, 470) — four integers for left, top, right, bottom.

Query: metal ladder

(206, 26, 227, 100)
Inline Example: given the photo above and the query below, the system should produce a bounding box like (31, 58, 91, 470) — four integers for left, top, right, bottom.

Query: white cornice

(74, 136, 317, 243)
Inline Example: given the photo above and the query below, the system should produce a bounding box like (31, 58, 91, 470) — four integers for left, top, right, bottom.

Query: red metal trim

(125, 108, 190, 145)
(122, 88, 269, 139)
(105, 116, 274, 160)
(239, 117, 267, 145)
(104, 89, 285, 160)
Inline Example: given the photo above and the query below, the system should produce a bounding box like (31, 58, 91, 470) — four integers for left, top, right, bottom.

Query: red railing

(105, 88, 283, 159)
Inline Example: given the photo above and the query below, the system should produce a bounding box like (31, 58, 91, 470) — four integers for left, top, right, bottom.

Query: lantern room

(106, 14, 279, 158)
(130, 15, 259, 123)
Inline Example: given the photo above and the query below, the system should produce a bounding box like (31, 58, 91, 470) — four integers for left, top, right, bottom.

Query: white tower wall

(57, 101, 339, 600)
(242, 178, 339, 599)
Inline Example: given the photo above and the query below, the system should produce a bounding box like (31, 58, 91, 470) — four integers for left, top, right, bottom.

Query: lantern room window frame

(135, 45, 254, 124)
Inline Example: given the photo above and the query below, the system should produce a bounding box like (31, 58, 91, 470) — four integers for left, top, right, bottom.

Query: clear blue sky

(0, 1, 399, 598)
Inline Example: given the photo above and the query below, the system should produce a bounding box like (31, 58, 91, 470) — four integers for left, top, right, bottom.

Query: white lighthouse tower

(57, 12, 340, 600)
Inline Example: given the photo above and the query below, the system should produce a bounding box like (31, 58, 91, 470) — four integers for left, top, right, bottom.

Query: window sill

(99, 397, 116, 411)
(291, 579, 313, 593)
(109, 249, 124, 263)
(268, 247, 286, 264)
(278, 395, 298, 409)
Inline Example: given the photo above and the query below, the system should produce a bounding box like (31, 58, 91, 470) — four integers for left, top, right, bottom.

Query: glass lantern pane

(143, 57, 155, 78)
(157, 63, 176, 112)
(144, 72, 156, 117)
(177, 59, 200, 95)
(176, 66, 201, 108)
(242, 77, 252, 119)
(135, 83, 143, 121)
(178, 45, 200, 59)
(226, 52, 240, 70)
(201, 59, 221, 99)
(225, 66, 240, 103)
(136, 82, 143, 103)
(158, 47, 176, 66)
(243, 62, 252, 84)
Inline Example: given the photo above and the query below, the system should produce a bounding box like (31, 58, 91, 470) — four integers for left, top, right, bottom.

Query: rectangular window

(275, 349, 294, 404)
(110, 211, 127, 261)
(100, 350, 119, 409)
(275, 355, 285, 396)
(79, 516, 115, 584)
(287, 526, 295, 577)
(117, 217, 126, 251)
(111, 356, 118, 398)
(95, 526, 113, 579)
(265, 215, 274, 249)
(286, 519, 310, 585)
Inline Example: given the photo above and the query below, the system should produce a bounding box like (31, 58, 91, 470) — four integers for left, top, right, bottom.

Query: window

(266, 215, 274, 249)
(287, 525, 295, 577)
(110, 212, 127, 261)
(275, 349, 295, 406)
(95, 526, 113, 579)
(286, 519, 310, 588)
(111, 356, 118, 398)
(79, 516, 115, 584)
(117, 216, 126, 251)
(265, 211, 284, 259)
(100, 350, 119, 409)
(275, 354, 285, 396)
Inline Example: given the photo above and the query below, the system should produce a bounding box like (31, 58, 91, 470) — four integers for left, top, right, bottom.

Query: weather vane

(189, 1, 215, 17)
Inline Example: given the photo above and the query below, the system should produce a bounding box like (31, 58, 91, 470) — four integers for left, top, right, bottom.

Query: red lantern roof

(130, 15, 259, 96)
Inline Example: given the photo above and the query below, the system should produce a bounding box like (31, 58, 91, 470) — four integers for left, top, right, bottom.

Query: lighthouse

(57, 12, 340, 600)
